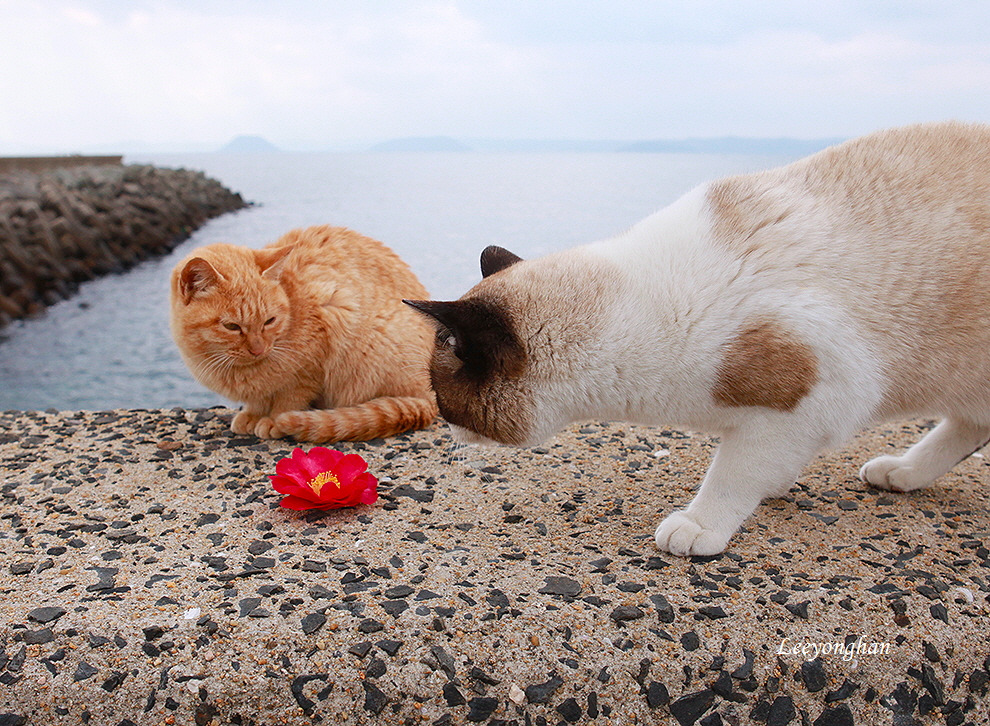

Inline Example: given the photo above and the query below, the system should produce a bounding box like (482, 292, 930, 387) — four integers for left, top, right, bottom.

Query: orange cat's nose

(245, 334, 268, 357)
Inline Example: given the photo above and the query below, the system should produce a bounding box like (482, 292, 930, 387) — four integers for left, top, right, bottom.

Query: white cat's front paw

(859, 455, 932, 492)
(655, 511, 731, 557)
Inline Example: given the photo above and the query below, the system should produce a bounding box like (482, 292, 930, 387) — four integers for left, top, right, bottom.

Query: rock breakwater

(0, 163, 247, 328)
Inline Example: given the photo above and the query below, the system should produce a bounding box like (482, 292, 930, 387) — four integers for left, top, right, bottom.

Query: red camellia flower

(269, 447, 378, 511)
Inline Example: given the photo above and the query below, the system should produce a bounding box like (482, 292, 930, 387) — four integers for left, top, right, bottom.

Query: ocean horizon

(4, 132, 844, 157)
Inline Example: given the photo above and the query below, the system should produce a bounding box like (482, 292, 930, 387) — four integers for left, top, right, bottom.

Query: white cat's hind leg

(655, 421, 822, 556)
(860, 418, 990, 493)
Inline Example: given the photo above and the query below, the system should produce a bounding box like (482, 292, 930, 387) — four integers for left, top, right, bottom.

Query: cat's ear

(480, 246, 523, 278)
(403, 298, 524, 378)
(178, 257, 223, 304)
(256, 245, 294, 281)
(403, 299, 466, 335)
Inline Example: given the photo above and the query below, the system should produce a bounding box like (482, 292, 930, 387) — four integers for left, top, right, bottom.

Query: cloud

(0, 2, 554, 149)
(507, 24, 990, 138)
(0, 0, 988, 151)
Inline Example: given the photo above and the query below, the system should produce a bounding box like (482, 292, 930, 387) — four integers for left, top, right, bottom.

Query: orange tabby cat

(169, 225, 437, 441)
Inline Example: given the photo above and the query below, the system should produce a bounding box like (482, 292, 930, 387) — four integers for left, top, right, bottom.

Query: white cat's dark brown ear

(403, 298, 525, 378)
(402, 300, 458, 332)
(256, 245, 294, 281)
(480, 246, 523, 278)
(179, 257, 222, 304)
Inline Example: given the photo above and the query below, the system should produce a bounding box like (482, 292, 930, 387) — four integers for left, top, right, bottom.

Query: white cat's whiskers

(443, 438, 470, 467)
(397, 362, 429, 374)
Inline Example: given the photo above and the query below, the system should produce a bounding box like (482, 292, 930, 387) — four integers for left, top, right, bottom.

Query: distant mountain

(466, 138, 623, 153)
(219, 135, 281, 153)
(369, 136, 471, 152)
(619, 137, 845, 156)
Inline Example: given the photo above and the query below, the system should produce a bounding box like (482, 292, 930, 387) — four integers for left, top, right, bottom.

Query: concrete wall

(0, 156, 123, 174)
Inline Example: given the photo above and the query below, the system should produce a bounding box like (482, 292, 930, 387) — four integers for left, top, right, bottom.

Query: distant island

(219, 135, 281, 153)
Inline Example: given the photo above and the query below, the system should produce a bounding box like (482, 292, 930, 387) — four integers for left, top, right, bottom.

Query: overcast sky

(2, 1, 989, 153)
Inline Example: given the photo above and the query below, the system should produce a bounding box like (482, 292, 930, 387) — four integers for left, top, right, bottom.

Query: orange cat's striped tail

(275, 396, 437, 443)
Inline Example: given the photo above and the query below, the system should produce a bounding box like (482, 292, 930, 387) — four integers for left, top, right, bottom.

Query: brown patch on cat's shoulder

(712, 318, 818, 412)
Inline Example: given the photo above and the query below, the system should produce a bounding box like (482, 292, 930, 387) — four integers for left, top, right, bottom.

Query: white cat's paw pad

(859, 456, 932, 492)
(655, 512, 730, 557)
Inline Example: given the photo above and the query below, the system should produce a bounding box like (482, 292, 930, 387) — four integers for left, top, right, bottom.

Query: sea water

(0, 151, 792, 410)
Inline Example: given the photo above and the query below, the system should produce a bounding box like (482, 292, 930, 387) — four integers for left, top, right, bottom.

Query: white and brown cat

(406, 121, 990, 556)
(171, 225, 437, 441)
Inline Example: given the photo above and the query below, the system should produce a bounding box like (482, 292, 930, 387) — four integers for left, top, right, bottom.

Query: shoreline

(1, 409, 988, 724)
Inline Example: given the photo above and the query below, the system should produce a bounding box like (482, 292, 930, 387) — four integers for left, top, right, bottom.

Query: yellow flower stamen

(308, 471, 341, 496)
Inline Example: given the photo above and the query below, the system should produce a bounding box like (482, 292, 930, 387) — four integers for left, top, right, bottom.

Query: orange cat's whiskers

(269, 345, 305, 370)
(195, 351, 236, 380)
(270, 343, 301, 361)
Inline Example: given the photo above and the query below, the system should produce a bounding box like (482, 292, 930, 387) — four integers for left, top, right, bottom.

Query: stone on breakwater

(0, 163, 247, 328)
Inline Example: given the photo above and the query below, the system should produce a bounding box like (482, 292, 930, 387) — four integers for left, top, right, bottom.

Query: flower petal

(269, 474, 317, 501)
(334, 453, 370, 483)
(275, 448, 313, 483)
(293, 446, 332, 481)
(278, 494, 324, 510)
(358, 474, 379, 504)
(307, 446, 344, 473)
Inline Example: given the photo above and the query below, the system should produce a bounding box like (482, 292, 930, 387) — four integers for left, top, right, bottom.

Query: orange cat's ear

(256, 245, 294, 281)
(179, 257, 222, 304)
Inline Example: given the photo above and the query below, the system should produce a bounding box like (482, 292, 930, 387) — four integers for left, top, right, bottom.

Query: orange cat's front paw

(232, 411, 285, 439)
(254, 417, 285, 440)
(231, 410, 259, 435)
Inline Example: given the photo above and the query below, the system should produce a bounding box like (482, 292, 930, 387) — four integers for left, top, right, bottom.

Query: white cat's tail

(275, 395, 438, 442)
